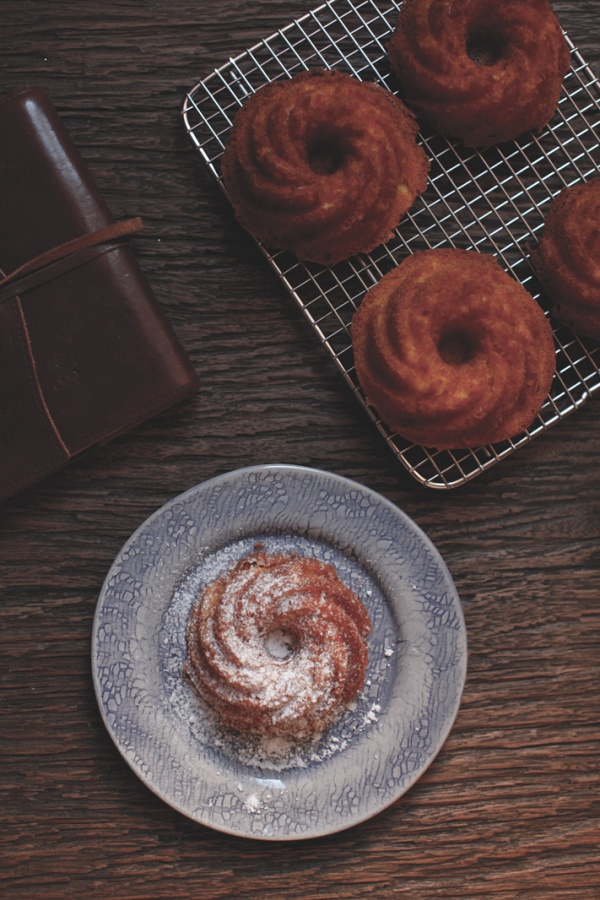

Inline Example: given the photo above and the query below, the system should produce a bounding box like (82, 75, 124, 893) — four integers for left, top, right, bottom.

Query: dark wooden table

(2, 2, 599, 897)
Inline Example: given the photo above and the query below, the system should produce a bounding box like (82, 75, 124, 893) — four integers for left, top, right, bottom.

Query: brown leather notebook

(0, 87, 199, 502)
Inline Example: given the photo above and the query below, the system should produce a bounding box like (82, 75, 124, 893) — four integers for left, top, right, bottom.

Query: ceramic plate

(92, 465, 467, 840)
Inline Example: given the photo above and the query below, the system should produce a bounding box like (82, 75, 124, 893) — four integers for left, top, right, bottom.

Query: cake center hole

(439, 329, 477, 365)
(307, 128, 346, 175)
(466, 28, 507, 66)
(264, 627, 297, 661)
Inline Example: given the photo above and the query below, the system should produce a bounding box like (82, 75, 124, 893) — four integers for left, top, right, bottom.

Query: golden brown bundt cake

(352, 249, 556, 449)
(531, 179, 600, 340)
(388, 0, 570, 147)
(185, 550, 371, 737)
(220, 69, 429, 265)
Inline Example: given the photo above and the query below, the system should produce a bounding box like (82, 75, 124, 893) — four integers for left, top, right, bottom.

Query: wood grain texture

(1, 1, 599, 897)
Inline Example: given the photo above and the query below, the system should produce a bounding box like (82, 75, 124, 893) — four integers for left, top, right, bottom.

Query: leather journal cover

(0, 86, 199, 502)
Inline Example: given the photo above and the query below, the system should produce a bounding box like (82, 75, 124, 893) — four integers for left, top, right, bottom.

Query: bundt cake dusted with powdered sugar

(185, 550, 371, 738)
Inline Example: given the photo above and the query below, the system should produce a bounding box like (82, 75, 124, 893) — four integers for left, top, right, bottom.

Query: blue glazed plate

(92, 465, 467, 840)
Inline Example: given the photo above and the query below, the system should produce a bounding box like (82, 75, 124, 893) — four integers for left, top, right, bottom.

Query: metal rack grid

(182, 0, 600, 489)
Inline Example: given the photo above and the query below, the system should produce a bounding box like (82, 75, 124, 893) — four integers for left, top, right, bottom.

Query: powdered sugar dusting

(264, 627, 296, 660)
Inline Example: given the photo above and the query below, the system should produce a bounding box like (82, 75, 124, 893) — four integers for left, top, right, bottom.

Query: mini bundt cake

(185, 550, 371, 737)
(387, 0, 570, 147)
(531, 178, 600, 340)
(221, 68, 429, 265)
(352, 249, 556, 449)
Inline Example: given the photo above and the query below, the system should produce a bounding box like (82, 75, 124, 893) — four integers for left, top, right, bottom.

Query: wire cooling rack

(182, 0, 600, 489)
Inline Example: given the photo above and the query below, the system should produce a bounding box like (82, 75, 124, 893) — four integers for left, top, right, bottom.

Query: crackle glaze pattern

(92, 465, 467, 840)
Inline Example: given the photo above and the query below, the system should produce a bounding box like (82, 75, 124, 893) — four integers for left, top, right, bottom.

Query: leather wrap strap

(0, 217, 143, 305)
